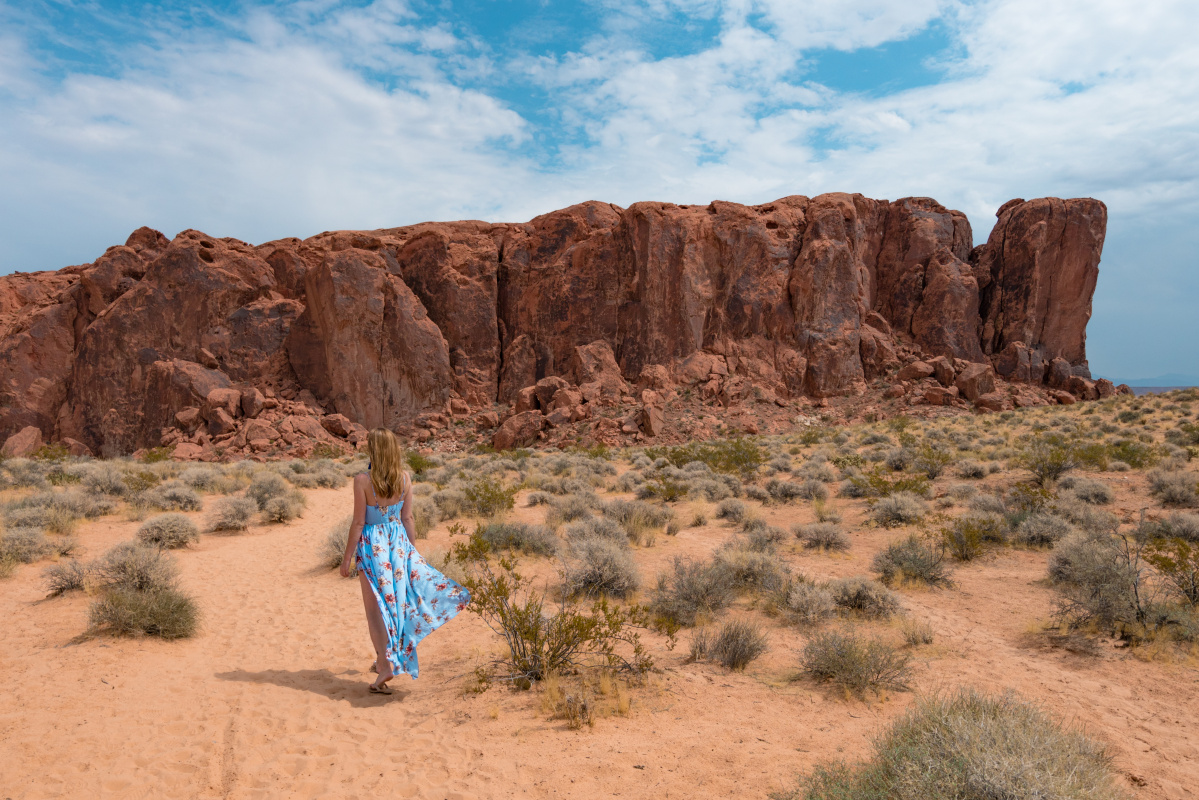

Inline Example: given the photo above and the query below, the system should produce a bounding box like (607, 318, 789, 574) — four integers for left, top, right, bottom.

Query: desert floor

(2, 476, 1198, 800)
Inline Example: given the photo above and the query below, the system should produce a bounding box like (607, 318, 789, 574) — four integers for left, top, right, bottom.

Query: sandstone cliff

(0, 193, 1109, 458)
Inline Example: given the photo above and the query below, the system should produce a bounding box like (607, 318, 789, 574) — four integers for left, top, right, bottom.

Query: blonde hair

(366, 428, 407, 501)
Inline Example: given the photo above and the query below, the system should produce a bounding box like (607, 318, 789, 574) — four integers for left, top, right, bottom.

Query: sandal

(369, 680, 393, 695)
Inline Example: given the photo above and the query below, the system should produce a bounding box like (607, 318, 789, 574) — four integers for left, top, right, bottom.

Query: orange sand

(2, 481, 1197, 799)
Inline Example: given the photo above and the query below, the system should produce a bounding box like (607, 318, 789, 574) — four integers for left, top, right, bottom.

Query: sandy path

(2, 482, 1196, 798)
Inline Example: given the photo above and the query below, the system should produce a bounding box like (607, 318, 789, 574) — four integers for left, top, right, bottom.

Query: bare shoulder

(353, 472, 370, 488)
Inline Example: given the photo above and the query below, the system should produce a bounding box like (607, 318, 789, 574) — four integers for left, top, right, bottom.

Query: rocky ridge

(0, 193, 1117, 460)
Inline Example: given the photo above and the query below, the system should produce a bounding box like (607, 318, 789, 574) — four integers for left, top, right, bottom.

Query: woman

(340, 429, 470, 693)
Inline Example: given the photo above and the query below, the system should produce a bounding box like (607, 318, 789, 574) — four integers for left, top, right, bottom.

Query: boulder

(929, 356, 956, 387)
(173, 442, 204, 461)
(244, 419, 280, 442)
(639, 404, 665, 437)
(175, 407, 202, 433)
(204, 388, 242, 420)
(60, 437, 94, 457)
(492, 411, 544, 450)
(1116, 383, 1134, 396)
(637, 364, 673, 391)
(1065, 375, 1099, 401)
(514, 386, 538, 414)
(974, 392, 1013, 412)
(206, 408, 237, 436)
(994, 340, 1032, 383)
(859, 324, 900, 379)
(544, 407, 573, 428)
(534, 376, 571, 410)
(923, 386, 959, 406)
(321, 413, 355, 438)
(883, 384, 906, 399)
(1096, 378, 1116, 399)
(898, 361, 935, 381)
(475, 411, 500, 431)
(1050, 390, 1076, 405)
(954, 363, 996, 402)
(1047, 357, 1072, 389)
(1, 426, 43, 457)
(569, 341, 629, 402)
(448, 397, 471, 417)
(548, 387, 583, 412)
(241, 387, 266, 418)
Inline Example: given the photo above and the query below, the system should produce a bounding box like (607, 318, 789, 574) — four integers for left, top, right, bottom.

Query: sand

(2, 479, 1198, 799)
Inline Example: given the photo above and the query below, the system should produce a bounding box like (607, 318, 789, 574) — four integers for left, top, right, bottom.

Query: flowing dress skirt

(355, 518, 470, 679)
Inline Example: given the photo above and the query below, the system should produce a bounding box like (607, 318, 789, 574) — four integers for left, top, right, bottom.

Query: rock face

(0, 194, 1107, 454)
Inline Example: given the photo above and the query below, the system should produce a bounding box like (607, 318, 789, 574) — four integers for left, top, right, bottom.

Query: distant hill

(1102, 373, 1199, 387)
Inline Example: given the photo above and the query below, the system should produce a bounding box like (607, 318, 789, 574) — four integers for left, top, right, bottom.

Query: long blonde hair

(366, 428, 407, 501)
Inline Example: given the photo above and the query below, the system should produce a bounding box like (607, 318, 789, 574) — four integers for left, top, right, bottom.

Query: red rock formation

(0, 193, 1107, 455)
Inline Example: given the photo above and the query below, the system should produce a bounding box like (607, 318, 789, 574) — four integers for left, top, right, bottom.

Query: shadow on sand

(216, 668, 409, 707)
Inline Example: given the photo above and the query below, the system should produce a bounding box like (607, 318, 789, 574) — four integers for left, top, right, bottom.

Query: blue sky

(1, 0, 1196, 381)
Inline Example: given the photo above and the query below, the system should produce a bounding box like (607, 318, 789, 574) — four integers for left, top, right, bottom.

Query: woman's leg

(358, 571, 394, 681)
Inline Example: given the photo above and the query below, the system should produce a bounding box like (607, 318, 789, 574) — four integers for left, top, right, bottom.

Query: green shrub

(207, 496, 257, 532)
(406, 451, 436, 476)
(912, 443, 954, 479)
(564, 537, 640, 599)
(88, 586, 198, 639)
(871, 491, 926, 528)
(480, 521, 560, 556)
(465, 475, 517, 517)
(644, 437, 765, 478)
(799, 629, 911, 696)
(846, 466, 930, 499)
(1144, 537, 1199, 605)
(650, 556, 736, 627)
(136, 514, 199, 549)
(872, 535, 952, 587)
(779, 689, 1125, 800)
(691, 619, 768, 671)
(636, 477, 689, 502)
(1016, 437, 1077, 486)
(941, 513, 1006, 561)
(827, 576, 901, 618)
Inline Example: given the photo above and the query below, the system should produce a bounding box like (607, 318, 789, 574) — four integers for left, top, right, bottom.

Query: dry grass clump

(3, 504, 79, 535)
(780, 689, 1126, 800)
(563, 517, 627, 545)
(136, 514, 199, 549)
(321, 515, 354, 574)
(410, 497, 435, 539)
(138, 481, 203, 512)
(1148, 511, 1199, 541)
(827, 576, 901, 619)
(43, 559, 90, 596)
(715, 498, 748, 523)
(650, 556, 736, 627)
(872, 535, 952, 587)
(798, 629, 911, 696)
(480, 521, 560, 556)
(602, 498, 672, 546)
(776, 580, 838, 625)
(178, 466, 220, 492)
(900, 617, 936, 646)
(563, 537, 640, 599)
(940, 512, 1007, 561)
(261, 491, 306, 523)
(246, 472, 290, 509)
(871, 491, 926, 528)
(689, 619, 769, 671)
(0, 528, 53, 564)
(206, 496, 257, 532)
(1148, 467, 1199, 507)
(795, 522, 850, 552)
(544, 493, 601, 529)
(87, 542, 198, 639)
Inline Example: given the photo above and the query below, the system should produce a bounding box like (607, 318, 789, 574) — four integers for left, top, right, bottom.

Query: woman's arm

(399, 472, 416, 540)
(340, 474, 368, 578)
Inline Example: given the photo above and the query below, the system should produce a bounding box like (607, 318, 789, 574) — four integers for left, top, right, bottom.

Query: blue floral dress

(355, 492, 470, 680)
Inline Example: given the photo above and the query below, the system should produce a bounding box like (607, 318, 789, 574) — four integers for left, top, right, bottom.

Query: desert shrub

(955, 460, 986, 479)
(73, 463, 125, 496)
(564, 537, 640, 599)
(1144, 537, 1199, 605)
(848, 467, 931, 500)
(871, 491, 926, 528)
(636, 476, 689, 502)
(1149, 512, 1199, 542)
(884, 448, 912, 471)
(1016, 437, 1077, 486)
(545, 493, 599, 528)
(901, 617, 936, 646)
(321, 515, 354, 574)
(526, 491, 554, 507)
(799, 629, 911, 696)
(179, 466, 220, 492)
(261, 490, 306, 523)
(715, 498, 747, 523)
(603, 499, 672, 545)
(744, 485, 770, 502)
(136, 514, 199, 549)
(3, 504, 78, 535)
(43, 559, 90, 596)
(245, 472, 290, 510)
(207, 496, 257, 532)
(407, 496, 434, 539)
(564, 516, 627, 545)
(780, 689, 1125, 800)
(650, 556, 736, 627)
(688, 478, 732, 502)
(713, 543, 790, 594)
(1047, 531, 1159, 635)
(4, 458, 49, 489)
(694, 619, 768, 671)
(1008, 508, 1074, 546)
(0, 528, 51, 563)
(827, 576, 901, 618)
(1107, 438, 1160, 469)
(290, 467, 347, 489)
(94, 542, 178, 593)
(798, 462, 839, 484)
(948, 483, 978, 501)
(433, 488, 468, 520)
(448, 531, 656, 681)
(1148, 468, 1198, 507)
(1059, 475, 1114, 505)
(941, 513, 1006, 561)
(88, 586, 198, 639)
(872, 535, 951, 587)
(795, 522, 850, 552)
(967, 492, 1007, 515)
(643, 438, 765, 478)
(9, 488, 113, 520)
(745, 524, 788, 551)
(689, 510, 708, 527)
(912, 443, 954, 479)
(465, 475, 517, 517)
(777, 580, 838, 625)
(480, 521, 560, 556)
